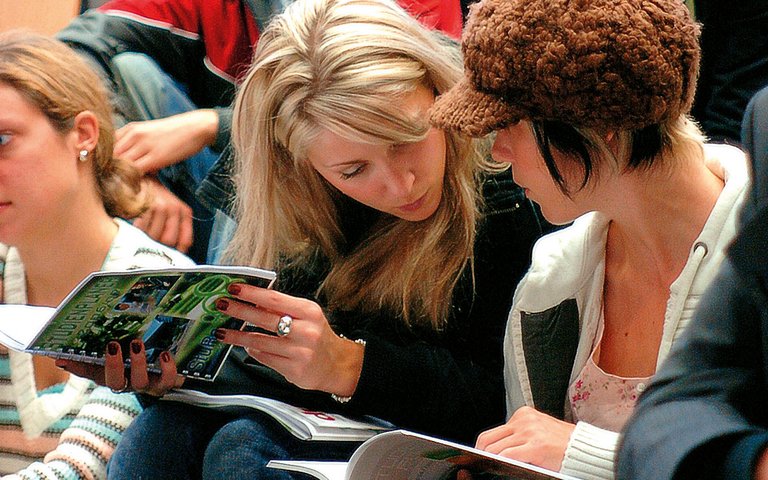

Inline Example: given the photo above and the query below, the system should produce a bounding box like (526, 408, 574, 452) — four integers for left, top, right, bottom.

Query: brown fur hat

(430, 0, 701, 137)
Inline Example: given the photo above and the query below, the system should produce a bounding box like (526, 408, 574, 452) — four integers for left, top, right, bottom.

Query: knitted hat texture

(430, 0, 701, 137)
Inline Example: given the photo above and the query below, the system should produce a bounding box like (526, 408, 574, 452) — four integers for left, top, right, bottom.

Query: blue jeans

(107, 402, 360, 479)
(110, 53, 218, 264)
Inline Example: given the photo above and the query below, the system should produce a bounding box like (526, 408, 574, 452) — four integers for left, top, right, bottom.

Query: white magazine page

(0, 304, 55, 350)
(266, 460, 348, 480)
(346, 430, 579, 480)
(162, 389, 390, 441)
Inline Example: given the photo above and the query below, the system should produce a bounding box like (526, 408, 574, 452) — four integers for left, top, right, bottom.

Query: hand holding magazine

(267, 430, 579, 480)
(0, 265, 276, 381)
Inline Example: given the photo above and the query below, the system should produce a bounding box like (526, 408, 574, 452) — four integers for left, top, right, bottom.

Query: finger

(176, 210, 194, 253)
(215, 328, 291, 358)
(113, 126, 133, 156)
(104, 341, 128, 390)
(456, 470, 473, 480)
(225, 284, 311, 319)
(215, 297, 285, 332)
(159, 209, 180, 249)
(145, 203, 168, 241)
(128, 339, 151, 392)
(482, 432, 527, 456)
(476, 423, 516, 450)
(149, 351, 181, 396)
(116, 141, 150, 165)
(55, 358, 102, 382)
(132, 210, 152, 233)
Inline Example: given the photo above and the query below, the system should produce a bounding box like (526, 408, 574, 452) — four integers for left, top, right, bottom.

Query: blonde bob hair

(228, 0, 500, 329)
(0, 30, 145, 218)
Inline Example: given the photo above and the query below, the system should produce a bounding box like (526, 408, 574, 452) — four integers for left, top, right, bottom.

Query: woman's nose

(383, 163, 416, 198)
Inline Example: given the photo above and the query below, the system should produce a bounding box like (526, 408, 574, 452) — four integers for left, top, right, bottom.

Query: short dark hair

(531, 121, 664, 196)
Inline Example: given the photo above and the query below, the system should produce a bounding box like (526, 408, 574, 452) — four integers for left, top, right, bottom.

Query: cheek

(315, 171, 376, 206)
(421, 131, 447, 179)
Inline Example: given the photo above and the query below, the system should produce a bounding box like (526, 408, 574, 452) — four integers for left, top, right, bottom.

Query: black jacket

(187, 171, 544, 444)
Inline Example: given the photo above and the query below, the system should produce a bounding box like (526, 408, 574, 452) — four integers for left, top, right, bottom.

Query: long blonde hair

(228, 0, 499, 329)
(0, 30, 145, 218)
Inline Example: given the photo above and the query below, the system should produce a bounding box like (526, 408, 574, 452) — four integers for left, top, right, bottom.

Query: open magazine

(267, 430, 579, 480)
(0, 265, 276, 381)
(162, 389, 394, 441)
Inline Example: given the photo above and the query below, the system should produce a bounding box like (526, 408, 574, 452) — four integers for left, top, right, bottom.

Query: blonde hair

(0, 30, 145, 218)
(228, 0, 499, 329)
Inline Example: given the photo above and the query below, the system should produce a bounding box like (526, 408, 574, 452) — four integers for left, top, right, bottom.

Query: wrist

(179, 109, 219, 147)
(330, 337, 366, 403)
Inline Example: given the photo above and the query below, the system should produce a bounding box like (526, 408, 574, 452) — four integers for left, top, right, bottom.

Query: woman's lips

(399, 192, 427, 212)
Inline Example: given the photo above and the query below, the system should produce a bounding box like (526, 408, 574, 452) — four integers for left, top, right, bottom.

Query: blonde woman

(108, 0, 544, 478)
(0, 31, 192, 479)
(431, 0, 750, 478)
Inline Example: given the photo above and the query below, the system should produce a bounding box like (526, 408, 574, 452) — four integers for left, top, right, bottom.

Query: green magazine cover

(26, 265, 276, 381)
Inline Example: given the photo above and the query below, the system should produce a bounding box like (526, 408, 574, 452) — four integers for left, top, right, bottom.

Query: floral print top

(568, 323, 653, 432)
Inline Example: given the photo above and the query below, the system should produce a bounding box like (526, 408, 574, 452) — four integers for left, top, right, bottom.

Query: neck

(603, 152, 724, 285)
(18, 207, 117, 307)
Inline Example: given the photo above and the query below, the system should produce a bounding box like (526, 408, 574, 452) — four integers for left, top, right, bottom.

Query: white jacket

(503, 144, 750, 480)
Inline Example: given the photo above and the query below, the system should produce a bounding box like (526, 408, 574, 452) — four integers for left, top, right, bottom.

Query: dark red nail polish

(227, 283, 241, 295)
(130, 340, 142, 354)
(161, 351, 171, 363)
(107, 342, 119, 356)
(216, 298, 229, 311)
(214, 329, 226, 340)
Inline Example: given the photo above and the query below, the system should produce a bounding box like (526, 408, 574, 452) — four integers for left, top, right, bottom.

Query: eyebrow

(325, 158, 364, 169)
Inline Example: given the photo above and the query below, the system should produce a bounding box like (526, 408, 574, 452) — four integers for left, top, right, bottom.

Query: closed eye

(340, 164, 365, 180)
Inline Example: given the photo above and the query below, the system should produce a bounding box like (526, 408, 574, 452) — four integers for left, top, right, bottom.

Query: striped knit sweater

(0, 219, 193, 479)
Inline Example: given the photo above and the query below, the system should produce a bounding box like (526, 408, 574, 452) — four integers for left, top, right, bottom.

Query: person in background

(430, 0, 749, 478)
(616, 85, 768, 480)
(690, 0, 768, 145)
(57, 0, 463, 263)
(0, 30, 192, 479)
(106, 0, 544, 477)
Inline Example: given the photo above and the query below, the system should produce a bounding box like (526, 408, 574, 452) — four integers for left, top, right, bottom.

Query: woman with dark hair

(431, 0, 750, 478)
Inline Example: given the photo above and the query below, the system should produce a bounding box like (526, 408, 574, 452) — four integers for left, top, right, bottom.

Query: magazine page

(266, 460, 348, 480)
(346, 430, 578, 480)
(26, 266, 275, 381)
(0, 304, 55, 351)
(162, 389, 393, 441)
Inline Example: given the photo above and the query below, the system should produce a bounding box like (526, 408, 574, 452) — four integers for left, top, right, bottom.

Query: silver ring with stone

(276, 315, 293, 337)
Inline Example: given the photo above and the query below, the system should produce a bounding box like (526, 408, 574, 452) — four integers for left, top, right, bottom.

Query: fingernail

(161, 351, 171, 363)
(227, 283, 241, 295)
(216, 298, 229, 311)
(214, 329, 226, 340)
(108, 342, 119, 356)
(130, 340, 142, 354)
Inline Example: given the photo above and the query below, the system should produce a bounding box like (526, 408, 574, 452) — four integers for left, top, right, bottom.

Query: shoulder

(515, 213, 608, 308)
(703, 143, 749, 185)
(104, 219, 195, 270)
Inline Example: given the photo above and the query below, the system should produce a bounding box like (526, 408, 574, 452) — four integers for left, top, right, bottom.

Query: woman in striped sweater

(0, 31, 192, 479)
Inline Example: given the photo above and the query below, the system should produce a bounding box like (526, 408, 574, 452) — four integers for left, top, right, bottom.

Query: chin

(541, 209, 579, 226)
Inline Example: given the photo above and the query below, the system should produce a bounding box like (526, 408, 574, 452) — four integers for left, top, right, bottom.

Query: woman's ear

(72, 111, 100, 154)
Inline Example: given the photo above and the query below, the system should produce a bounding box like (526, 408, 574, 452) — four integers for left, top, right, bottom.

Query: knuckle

(263, 289, 283, 304)
(304, 302, 324, 319)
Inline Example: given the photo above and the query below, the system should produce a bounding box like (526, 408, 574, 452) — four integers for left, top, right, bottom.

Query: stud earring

(78, 149, 89, 162)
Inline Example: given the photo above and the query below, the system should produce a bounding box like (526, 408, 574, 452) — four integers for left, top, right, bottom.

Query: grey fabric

(520, 299, 580, 419)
